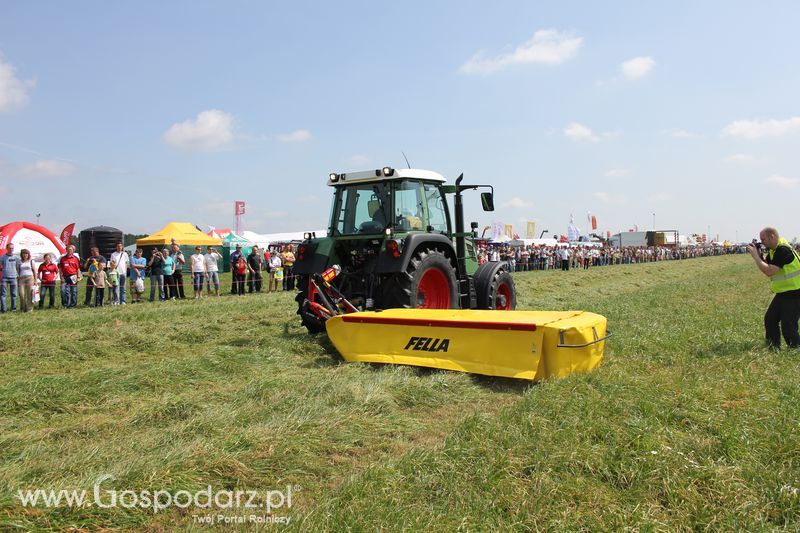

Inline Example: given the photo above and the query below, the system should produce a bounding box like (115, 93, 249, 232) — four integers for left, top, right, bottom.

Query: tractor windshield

(330, 180, 450, 235)
(331, 182, 392, 235)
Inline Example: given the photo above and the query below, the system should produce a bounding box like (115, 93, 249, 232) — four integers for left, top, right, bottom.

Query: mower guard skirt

(325, 309, 608, 380)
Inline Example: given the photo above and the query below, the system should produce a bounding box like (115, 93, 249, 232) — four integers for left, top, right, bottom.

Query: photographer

(747, 227, 800, 349)
(148, 249, 165, 302)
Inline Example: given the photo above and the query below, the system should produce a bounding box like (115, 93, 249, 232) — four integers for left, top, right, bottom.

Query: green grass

(1, 257, 799, 530)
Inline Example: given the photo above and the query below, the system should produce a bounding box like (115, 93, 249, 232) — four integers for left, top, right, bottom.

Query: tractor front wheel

(475, 267, 517, 310)
(295, 275, 327, 334)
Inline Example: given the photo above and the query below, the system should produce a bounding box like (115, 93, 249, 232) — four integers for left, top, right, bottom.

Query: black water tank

(79, 225, 123, 261)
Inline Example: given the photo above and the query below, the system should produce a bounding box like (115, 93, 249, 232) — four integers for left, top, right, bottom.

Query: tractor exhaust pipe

(455, 173, 465, 273)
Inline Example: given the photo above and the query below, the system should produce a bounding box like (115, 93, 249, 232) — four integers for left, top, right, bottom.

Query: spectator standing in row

(170, 242, 186, 299)
(247, 245, 263, 293)
(92, 262, 109, 307)
(559, 247, 570, 271)
(232, 251, 248, 295)
(229, 244, 244, 294)
(0, 243, 19, 313)
(107, 260, 120, 305)
(189, 246, 206, 299)
(129, 249, 146, 303)
(109, 242, 129, 305)
(38, 253, 59, 309)
(190, 246, 205, 299)
(148, 249, 165, 302)
(17, 249, 37, 313)
(162, 247, 177, 300)
(205, 246, 222, 297)
(281, 245, 296, 291)
(268, 249, 282, 292)
(83, 246, 106, 306)
(58, 245, 81, 309)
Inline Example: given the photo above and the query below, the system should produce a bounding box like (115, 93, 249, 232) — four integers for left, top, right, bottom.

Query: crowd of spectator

(2, 237, 792, 313)
(0, 240, 299, 313)
(477, 243, 754, 272)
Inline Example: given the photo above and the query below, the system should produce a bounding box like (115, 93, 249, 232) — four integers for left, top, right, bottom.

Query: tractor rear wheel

(380, 248, 459, 309)
(295, 275, 326, 334)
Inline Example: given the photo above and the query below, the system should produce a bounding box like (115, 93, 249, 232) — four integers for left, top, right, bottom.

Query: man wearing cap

(748, 227, 800, 349)
(229, 243, 244, 295)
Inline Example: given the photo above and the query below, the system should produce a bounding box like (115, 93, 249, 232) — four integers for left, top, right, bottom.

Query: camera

(751, 239, 763, 253)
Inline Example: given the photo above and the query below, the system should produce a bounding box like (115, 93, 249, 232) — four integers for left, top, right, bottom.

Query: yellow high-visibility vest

(768, 238, 800, 293)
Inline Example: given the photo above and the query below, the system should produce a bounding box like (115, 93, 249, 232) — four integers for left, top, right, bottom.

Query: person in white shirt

(268, 250, 282, 292)
(109, 242, 130, 304)
(190, 246, 206, 299)
(204, 246, 222, 297)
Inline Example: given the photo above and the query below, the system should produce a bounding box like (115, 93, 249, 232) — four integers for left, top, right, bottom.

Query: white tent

(243, 229, 328, 248)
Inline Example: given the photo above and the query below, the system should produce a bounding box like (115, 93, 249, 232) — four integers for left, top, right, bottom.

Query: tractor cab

(328, 168, 450, 237)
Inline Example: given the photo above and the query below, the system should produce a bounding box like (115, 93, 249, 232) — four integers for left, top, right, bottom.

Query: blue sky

(1, 1, 798, 241)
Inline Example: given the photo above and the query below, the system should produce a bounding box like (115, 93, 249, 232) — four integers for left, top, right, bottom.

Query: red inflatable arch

(0, 221, 67, 262)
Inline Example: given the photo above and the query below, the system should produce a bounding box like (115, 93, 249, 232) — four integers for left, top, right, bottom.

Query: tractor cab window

(423, 183, 449, 233)
(393, 180, 425, 231)
(331, 183, 391, 235)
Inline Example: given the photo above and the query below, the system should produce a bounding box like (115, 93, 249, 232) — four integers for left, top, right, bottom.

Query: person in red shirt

(37, 253, 59, 309)
(58, 245, 82, 309)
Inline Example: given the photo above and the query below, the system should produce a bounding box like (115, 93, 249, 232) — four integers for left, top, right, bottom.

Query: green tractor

(294, 167, 517, 333)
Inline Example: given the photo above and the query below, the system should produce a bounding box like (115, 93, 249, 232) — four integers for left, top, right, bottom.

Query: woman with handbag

(17, 248, 38, 313)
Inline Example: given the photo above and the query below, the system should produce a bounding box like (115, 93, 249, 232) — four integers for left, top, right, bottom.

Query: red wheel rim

(495, 282, 512, 310)
(416, 268, 450, 308)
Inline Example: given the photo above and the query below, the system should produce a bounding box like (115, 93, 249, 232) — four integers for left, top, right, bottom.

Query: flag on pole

(59, 223, 75, 247)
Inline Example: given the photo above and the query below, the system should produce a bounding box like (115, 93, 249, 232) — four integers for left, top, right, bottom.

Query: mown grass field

(1, 255, 799, 531)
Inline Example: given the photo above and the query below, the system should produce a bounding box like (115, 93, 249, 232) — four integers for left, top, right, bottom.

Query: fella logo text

(404, 336, 450, 352)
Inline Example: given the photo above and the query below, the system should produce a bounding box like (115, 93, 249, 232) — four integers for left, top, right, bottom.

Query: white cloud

(765, 175, 798, 189)
(0, 57, 34, 112)
(21, 159, 76, 177)
(722, 117, 800, 139)
(564, 122, 599, 143)
(726, 153, 757, 164)
(593, 191, 625, 204)
(460, 29, 583, 75)
(605, 168, 630, 177)
(345, 154, 369, 166)
(277, 129, 312, 143)
(668, 128, 703, 140)
(648, 192, 674, 202)
(163, 110, 235, 151)
(620, 56, 655, 80)
(503, 197, 534, 209)
(296, 195, 319, 205)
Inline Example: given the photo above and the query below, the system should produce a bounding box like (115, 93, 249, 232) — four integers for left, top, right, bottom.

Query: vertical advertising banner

(525, 221, 536, 239)
(491, 221, 503, 241)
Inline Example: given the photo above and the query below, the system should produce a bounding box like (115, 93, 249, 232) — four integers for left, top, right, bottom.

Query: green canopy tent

(221, 233, 253, 272)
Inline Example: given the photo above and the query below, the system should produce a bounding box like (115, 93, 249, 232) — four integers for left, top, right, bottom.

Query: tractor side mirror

(480, 192, 494, 211)
(470, 221, 479, 237)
